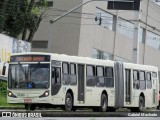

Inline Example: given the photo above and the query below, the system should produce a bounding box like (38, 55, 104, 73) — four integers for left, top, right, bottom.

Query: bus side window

(56, 68, 61, 84)
(96, 66, 104, 87)
(52, 67, 61, 84)
(62, 62, 70, 85)
(146, 72, 152, 89)
(133, 70, 139, 89)
(152, 72, 157, 85)
(105, 67, 114, 87)
(86, 65, 95, 86)
(52, 68, 55, 78)
(70, 63, 77, 85)
(139, 71, 146, 90)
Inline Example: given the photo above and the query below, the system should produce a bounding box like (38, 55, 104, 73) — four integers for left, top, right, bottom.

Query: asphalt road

(0, 117, 160, 120)
(0, 109, 160, 118)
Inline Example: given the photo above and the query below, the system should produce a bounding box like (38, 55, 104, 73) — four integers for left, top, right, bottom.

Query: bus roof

(10, 52, 158, 70)
(10, 52, 114, 66)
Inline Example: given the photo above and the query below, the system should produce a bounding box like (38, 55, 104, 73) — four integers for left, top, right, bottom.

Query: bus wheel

(65, 92, 73, 111)
(138, 96, 145, 112)
(157, 101, 160, 110)
(100, 94, 107, 112)
(25, 104, 36, 111)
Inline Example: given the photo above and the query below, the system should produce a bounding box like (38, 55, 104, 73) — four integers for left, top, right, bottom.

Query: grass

(0, 80, 24, 108)
(0, 93, 24, 108)
(0, 94, 24, 108)
(0, 93, 10, 106)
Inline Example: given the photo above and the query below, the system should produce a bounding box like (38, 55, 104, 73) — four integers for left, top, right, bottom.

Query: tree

(0, 0, 47, 42)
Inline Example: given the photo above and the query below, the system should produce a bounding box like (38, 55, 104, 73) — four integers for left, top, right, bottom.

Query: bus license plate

(24, 99, 32, 103)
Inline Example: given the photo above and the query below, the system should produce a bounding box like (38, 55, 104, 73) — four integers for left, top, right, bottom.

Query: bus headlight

(44, 91, 49, 96)
(8, 91, 12, 97)
(8, 91, 17, 98)
(39, 90, 49, 98)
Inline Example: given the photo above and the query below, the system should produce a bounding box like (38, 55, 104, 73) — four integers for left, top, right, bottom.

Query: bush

(0, 81, 7, 96)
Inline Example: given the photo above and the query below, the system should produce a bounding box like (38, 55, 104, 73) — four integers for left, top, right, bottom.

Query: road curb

(0, 107, 24, 109)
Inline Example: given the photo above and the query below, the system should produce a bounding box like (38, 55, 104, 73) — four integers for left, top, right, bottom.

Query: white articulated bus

(7, 52, 159, 112)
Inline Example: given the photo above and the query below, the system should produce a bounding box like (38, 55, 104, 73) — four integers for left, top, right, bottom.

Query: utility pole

(132, 1, 141, 64)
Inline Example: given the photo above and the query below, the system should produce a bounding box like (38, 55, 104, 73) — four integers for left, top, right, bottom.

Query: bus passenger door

(152, 72, 158, 105)
(125, 69, 131, 103)
(77, 64, 85, 102)
(51, 67, 61, 96)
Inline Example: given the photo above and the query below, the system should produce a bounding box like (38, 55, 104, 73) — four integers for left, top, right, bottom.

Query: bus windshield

(8, 63, 50, 89)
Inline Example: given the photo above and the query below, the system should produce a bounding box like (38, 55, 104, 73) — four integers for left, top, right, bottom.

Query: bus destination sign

(10, 55, 50, 62)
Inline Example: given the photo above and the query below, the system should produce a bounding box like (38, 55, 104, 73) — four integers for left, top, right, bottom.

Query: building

(32, 0, 160, 69)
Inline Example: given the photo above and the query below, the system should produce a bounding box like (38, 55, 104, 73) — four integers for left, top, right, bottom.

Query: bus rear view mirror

(2, 65, 6, 75)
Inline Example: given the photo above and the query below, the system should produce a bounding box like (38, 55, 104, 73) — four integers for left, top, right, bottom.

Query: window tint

(97, 66, 104, 76)
(133, 70, 139, 89)
(105, 67, 114, 87)
(146, 72, 151, 81)
(133, 71, 139, 80)
(70, 63, 77, 85)
(70, 64, 76, 75)
(146, 72, 152, 89)
(140, 71, 145, 80)
(63, 63, 69, 74)
(87, 66, 95, 76)
(62, 63, 69, 85)
(96, 66, 104, 87)
(56, 68, 61, 84)
(86, 65, 95, 86)
(106, 67, 113, 77)
(152, 72, 157, 78)
(52, 68, 61, 84)
(139, 71, 146, 90)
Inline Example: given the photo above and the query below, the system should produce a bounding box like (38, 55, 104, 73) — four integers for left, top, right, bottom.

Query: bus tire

(157, 101, 160, 110)
(65, 92, 73, 111)
(99, 94, 108, 112)
(138, 96, 145, 112)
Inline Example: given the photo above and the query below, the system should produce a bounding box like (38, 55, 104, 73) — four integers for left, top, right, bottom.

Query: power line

(141, 9, 160, 26)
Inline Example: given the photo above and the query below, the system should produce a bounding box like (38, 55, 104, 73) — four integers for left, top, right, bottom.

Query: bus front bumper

(7, 96, 51, 104)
